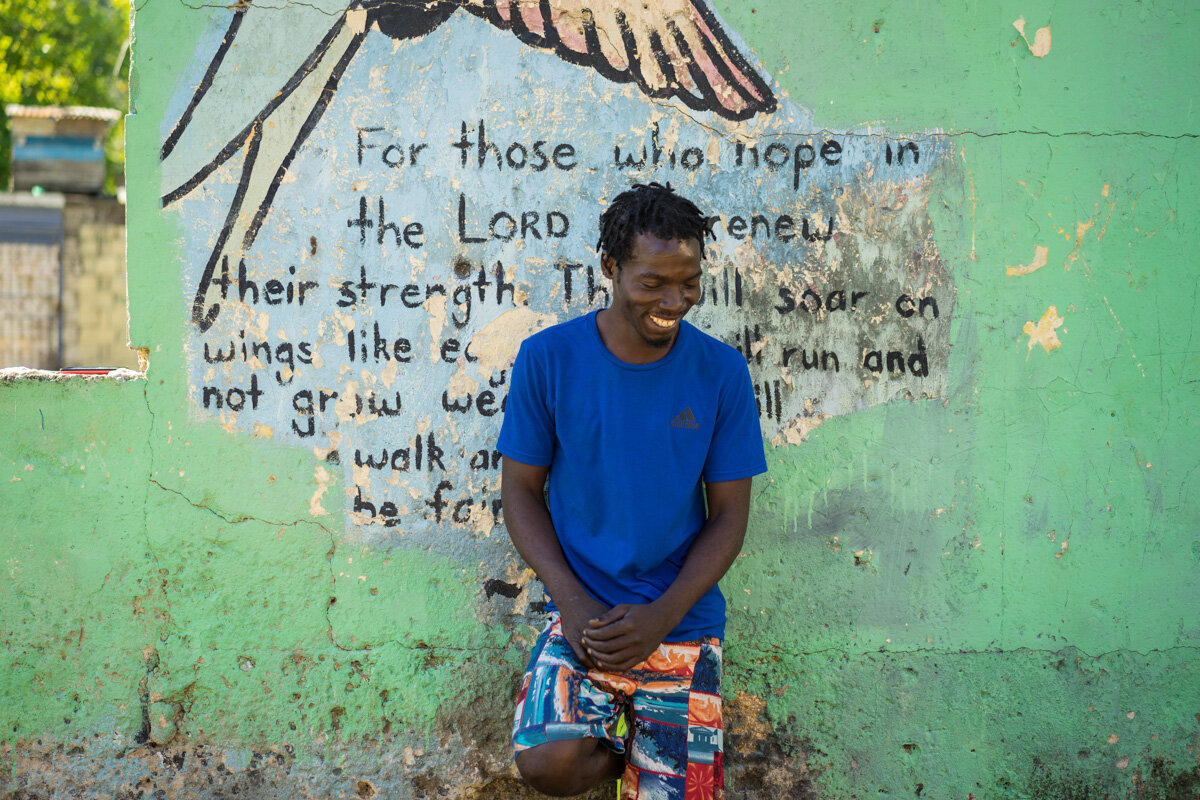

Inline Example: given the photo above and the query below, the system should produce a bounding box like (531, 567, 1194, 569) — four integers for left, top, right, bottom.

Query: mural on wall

(161, 0, 955, 554)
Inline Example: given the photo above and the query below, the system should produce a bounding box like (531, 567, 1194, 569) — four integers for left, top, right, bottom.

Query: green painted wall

(3, 2, 1198, 798)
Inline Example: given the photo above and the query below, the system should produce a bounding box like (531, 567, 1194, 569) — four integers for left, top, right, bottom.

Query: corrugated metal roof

(5, 104, 121, 122)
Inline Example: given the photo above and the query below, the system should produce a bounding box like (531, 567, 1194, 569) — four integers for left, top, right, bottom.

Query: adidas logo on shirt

(670, 408, 700, 429)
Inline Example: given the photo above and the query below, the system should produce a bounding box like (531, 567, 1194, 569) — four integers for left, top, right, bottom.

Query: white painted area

(165, 11, 954, 544)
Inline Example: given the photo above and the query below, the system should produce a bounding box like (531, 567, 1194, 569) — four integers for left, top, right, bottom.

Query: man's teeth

(649, 315, 678, 329)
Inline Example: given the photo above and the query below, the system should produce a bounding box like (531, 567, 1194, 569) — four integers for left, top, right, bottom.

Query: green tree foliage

(0, 0, 130, 189)
(0, 0, 130, 107)
(0, 104, 9, 189)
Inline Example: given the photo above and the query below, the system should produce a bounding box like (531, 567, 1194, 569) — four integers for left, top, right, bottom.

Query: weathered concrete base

(0, 693, 813, 800)
(9, 731, 1198, 800)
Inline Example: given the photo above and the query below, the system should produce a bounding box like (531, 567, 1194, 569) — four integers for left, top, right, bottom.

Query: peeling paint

(1013, 17, 1052, 58)
(468, 307, 558, 377)
(1023, 306, 1065, 354)
(772, 414, 831, 446)
(1063, 183, 1116, 270)
(1006, 244, 1049, 277)
(309, 465, 332, 516)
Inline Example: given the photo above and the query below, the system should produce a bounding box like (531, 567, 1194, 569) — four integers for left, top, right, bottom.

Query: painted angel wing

(160, 0, 776, 332)
(463, 0, 776, 121)
(161, 4, 374, 331)
(160, 1, 360, 195)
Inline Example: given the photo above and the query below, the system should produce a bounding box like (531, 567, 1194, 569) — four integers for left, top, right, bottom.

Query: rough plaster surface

(3, 0, 1199, 798)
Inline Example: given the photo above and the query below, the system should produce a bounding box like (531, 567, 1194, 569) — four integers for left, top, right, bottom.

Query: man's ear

(600, 251, 618, 279)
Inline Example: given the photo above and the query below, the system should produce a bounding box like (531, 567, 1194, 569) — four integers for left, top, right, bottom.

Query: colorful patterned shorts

(512, 613, 724, 800)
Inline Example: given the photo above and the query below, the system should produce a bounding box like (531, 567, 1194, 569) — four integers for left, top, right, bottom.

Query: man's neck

(594, 308, 678, 365)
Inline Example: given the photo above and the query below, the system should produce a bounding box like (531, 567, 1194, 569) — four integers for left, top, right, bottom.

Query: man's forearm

(499, 457, 611, 650)
(581, 478, 753, 671)
(652, 501, 748, 632)
(502, 484, 591, 609)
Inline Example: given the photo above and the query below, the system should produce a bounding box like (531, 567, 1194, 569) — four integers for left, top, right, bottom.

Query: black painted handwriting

(733, 138, 843, 190)
(457, 194, 569, 243)
(452, 120, 577, 171)
(207, 257, 319, 306)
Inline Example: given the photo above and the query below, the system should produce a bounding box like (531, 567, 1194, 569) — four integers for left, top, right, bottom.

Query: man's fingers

(590, 654, 634, 671)
(591, 648, 644, 672)
(583, 634, 630, 657)
(559, 619, 599, 668)
(583, 608, 637, 641)
(581, 621, 628, 642)
(587, 604, 629, 628)
(578, 603, 666, 671)
(569, 640, 597, 668)
(585, 637, 645, 664)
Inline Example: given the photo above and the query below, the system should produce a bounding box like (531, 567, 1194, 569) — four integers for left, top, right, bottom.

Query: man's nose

(660, 286, 687, 311)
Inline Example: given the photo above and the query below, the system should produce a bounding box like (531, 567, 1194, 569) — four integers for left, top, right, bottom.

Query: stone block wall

(61, 198, 134, 369)
(0, 240, 59, 368)
(0, 194, 133, 370)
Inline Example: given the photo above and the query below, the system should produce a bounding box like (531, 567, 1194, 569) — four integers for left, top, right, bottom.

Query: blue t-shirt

(497, 310, 768, 641)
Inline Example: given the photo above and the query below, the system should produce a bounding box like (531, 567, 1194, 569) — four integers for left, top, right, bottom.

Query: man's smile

(595, 231, 703, 362)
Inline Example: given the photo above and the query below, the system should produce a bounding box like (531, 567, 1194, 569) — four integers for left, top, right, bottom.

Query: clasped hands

(560, 599, 676, 673)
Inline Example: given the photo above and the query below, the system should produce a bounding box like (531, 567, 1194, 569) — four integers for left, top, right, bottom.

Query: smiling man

(498, 182, 767, 799)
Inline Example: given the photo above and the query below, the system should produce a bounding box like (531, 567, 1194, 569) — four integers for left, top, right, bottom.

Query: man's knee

(515, 738, 619, 796)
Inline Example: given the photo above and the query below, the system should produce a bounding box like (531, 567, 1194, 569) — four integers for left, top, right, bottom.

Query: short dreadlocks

(596, 182, 714, 267)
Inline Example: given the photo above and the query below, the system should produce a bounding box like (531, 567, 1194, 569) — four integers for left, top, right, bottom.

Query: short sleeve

(497, 340, 555, 467)
(702, 363, 768, 482)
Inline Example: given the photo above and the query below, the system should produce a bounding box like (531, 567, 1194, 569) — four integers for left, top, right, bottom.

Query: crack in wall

(148, 474, 334, 531)
(605, 96, 1200, 148)
(736, 643, 1200, 660)
(139, 384, 176, 643)
(177, 0, 345, 14)
(140, 379, 334, 533)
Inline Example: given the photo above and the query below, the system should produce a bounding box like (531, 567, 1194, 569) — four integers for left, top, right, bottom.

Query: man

(498, 183, 767, 798)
